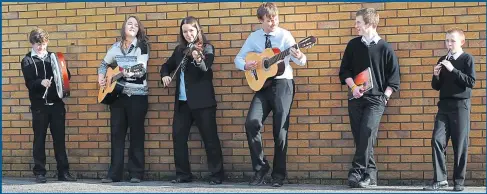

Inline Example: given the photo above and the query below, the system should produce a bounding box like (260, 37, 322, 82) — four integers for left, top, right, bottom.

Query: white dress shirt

(361, 34, 381, 47)
(447, 50, 464, 60)
(234, 27, 307, 79)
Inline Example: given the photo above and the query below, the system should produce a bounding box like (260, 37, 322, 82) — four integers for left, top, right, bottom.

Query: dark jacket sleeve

(386, 45, 400, 92)
(338, 41, 353, 85)
(431, 76, 441, 91)
(452, 54, 476, 88)
(20, 57, 43, 92)
(160, 46, 179, 78)
(193, 44, 215, 72)
(431, 57, 442, 91)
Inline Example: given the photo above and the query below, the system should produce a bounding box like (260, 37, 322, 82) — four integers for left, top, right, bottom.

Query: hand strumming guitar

(99, 61, 119, 87)
(245, 61, 258, 70)
(98, 74, 106, 87)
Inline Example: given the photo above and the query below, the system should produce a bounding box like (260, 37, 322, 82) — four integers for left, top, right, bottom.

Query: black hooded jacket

(21, 51, 71, 109)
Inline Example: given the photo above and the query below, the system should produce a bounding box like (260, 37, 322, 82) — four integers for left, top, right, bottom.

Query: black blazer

(160, 43, 216, 111)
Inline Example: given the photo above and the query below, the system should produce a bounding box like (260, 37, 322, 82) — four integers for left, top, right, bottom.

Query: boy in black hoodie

(20, 28, 76, 183)
(423, 28, 475, 192)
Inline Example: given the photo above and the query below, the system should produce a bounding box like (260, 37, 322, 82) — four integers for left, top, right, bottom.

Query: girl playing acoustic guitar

(97, 15, 150, 184)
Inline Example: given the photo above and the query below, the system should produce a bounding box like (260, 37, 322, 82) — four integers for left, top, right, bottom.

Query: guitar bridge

(251, 69, 258, 80)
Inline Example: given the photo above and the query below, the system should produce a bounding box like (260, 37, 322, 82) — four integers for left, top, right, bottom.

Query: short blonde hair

(257, 2, 278, 20)
(446, 27, 466, 41)
(356, 8, 379, 28)
(29, 28, 49, 44)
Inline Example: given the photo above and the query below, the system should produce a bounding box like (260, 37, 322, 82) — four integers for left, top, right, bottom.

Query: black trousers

(245, 79, 295, 180)
(31, 102, 69, 176)
(107, 94, 148, 181)
(347, 95, 386, 182)
(432, 99, 471, 186)
(172, 101, 224, 180)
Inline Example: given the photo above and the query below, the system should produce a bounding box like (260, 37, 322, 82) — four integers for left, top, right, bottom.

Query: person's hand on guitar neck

(245, 61, 258, 70)
(290, 47, 303, 59)
(122, 68, 135, 78)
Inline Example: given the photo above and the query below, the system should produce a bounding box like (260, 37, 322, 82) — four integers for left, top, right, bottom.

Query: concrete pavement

(2, 177, 486, 193)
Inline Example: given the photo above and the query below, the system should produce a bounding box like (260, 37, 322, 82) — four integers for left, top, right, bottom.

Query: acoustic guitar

(98, 64, 143, 104)
(244, 36, 317, 91)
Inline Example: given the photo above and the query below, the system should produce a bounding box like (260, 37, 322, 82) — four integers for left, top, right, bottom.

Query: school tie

(265, 34, 272, 49)
(448, 55, 454, 61)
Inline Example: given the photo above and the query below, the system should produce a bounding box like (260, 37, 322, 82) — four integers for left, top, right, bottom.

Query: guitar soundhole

(263, 60, 270, 69)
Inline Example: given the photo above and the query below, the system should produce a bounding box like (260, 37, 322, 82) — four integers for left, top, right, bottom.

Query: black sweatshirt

(21, 51, 71, 109)
(431, 53, 476, 100)
(339, 37, 400, 96)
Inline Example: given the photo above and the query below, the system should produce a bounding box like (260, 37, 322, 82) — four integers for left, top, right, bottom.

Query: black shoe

(423, 180, 448, 191)
(358, 177, 371, 188)
(101, 177, 122, 183)
(130, 178, 141, 183)
(271, 179, 283, 187)
(58, 172, 77, 181)
(249, 167, 270, 186)
(348, 181, 358, 188)
(357, 176, 377, 188)
(209, 179, 222, 185)
(348, 174, 360, 188)
(171, 177, 192, 183)
(101, 178, 113, 183)
(35, 175, 47, 183)
(453, 185, 464, 192)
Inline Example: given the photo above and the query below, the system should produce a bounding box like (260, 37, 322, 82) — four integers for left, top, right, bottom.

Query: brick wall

(2, 2, 486, 185)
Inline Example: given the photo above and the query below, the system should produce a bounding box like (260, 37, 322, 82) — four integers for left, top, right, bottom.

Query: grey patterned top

(98, 37, 149, 96)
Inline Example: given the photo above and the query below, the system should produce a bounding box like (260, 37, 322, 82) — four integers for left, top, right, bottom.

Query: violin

(183, 42, 205, 60)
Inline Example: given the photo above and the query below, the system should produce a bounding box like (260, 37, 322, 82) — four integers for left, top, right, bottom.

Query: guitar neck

(267, 44, 298, 65)
(109, 64, 142, 83)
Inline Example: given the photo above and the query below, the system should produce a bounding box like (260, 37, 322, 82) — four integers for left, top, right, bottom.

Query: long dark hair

(178, 16, 208, 56)
(120, 15, 149, 54)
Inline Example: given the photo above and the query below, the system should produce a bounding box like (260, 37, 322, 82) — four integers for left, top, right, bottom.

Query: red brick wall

(2, 2, 485, 185)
